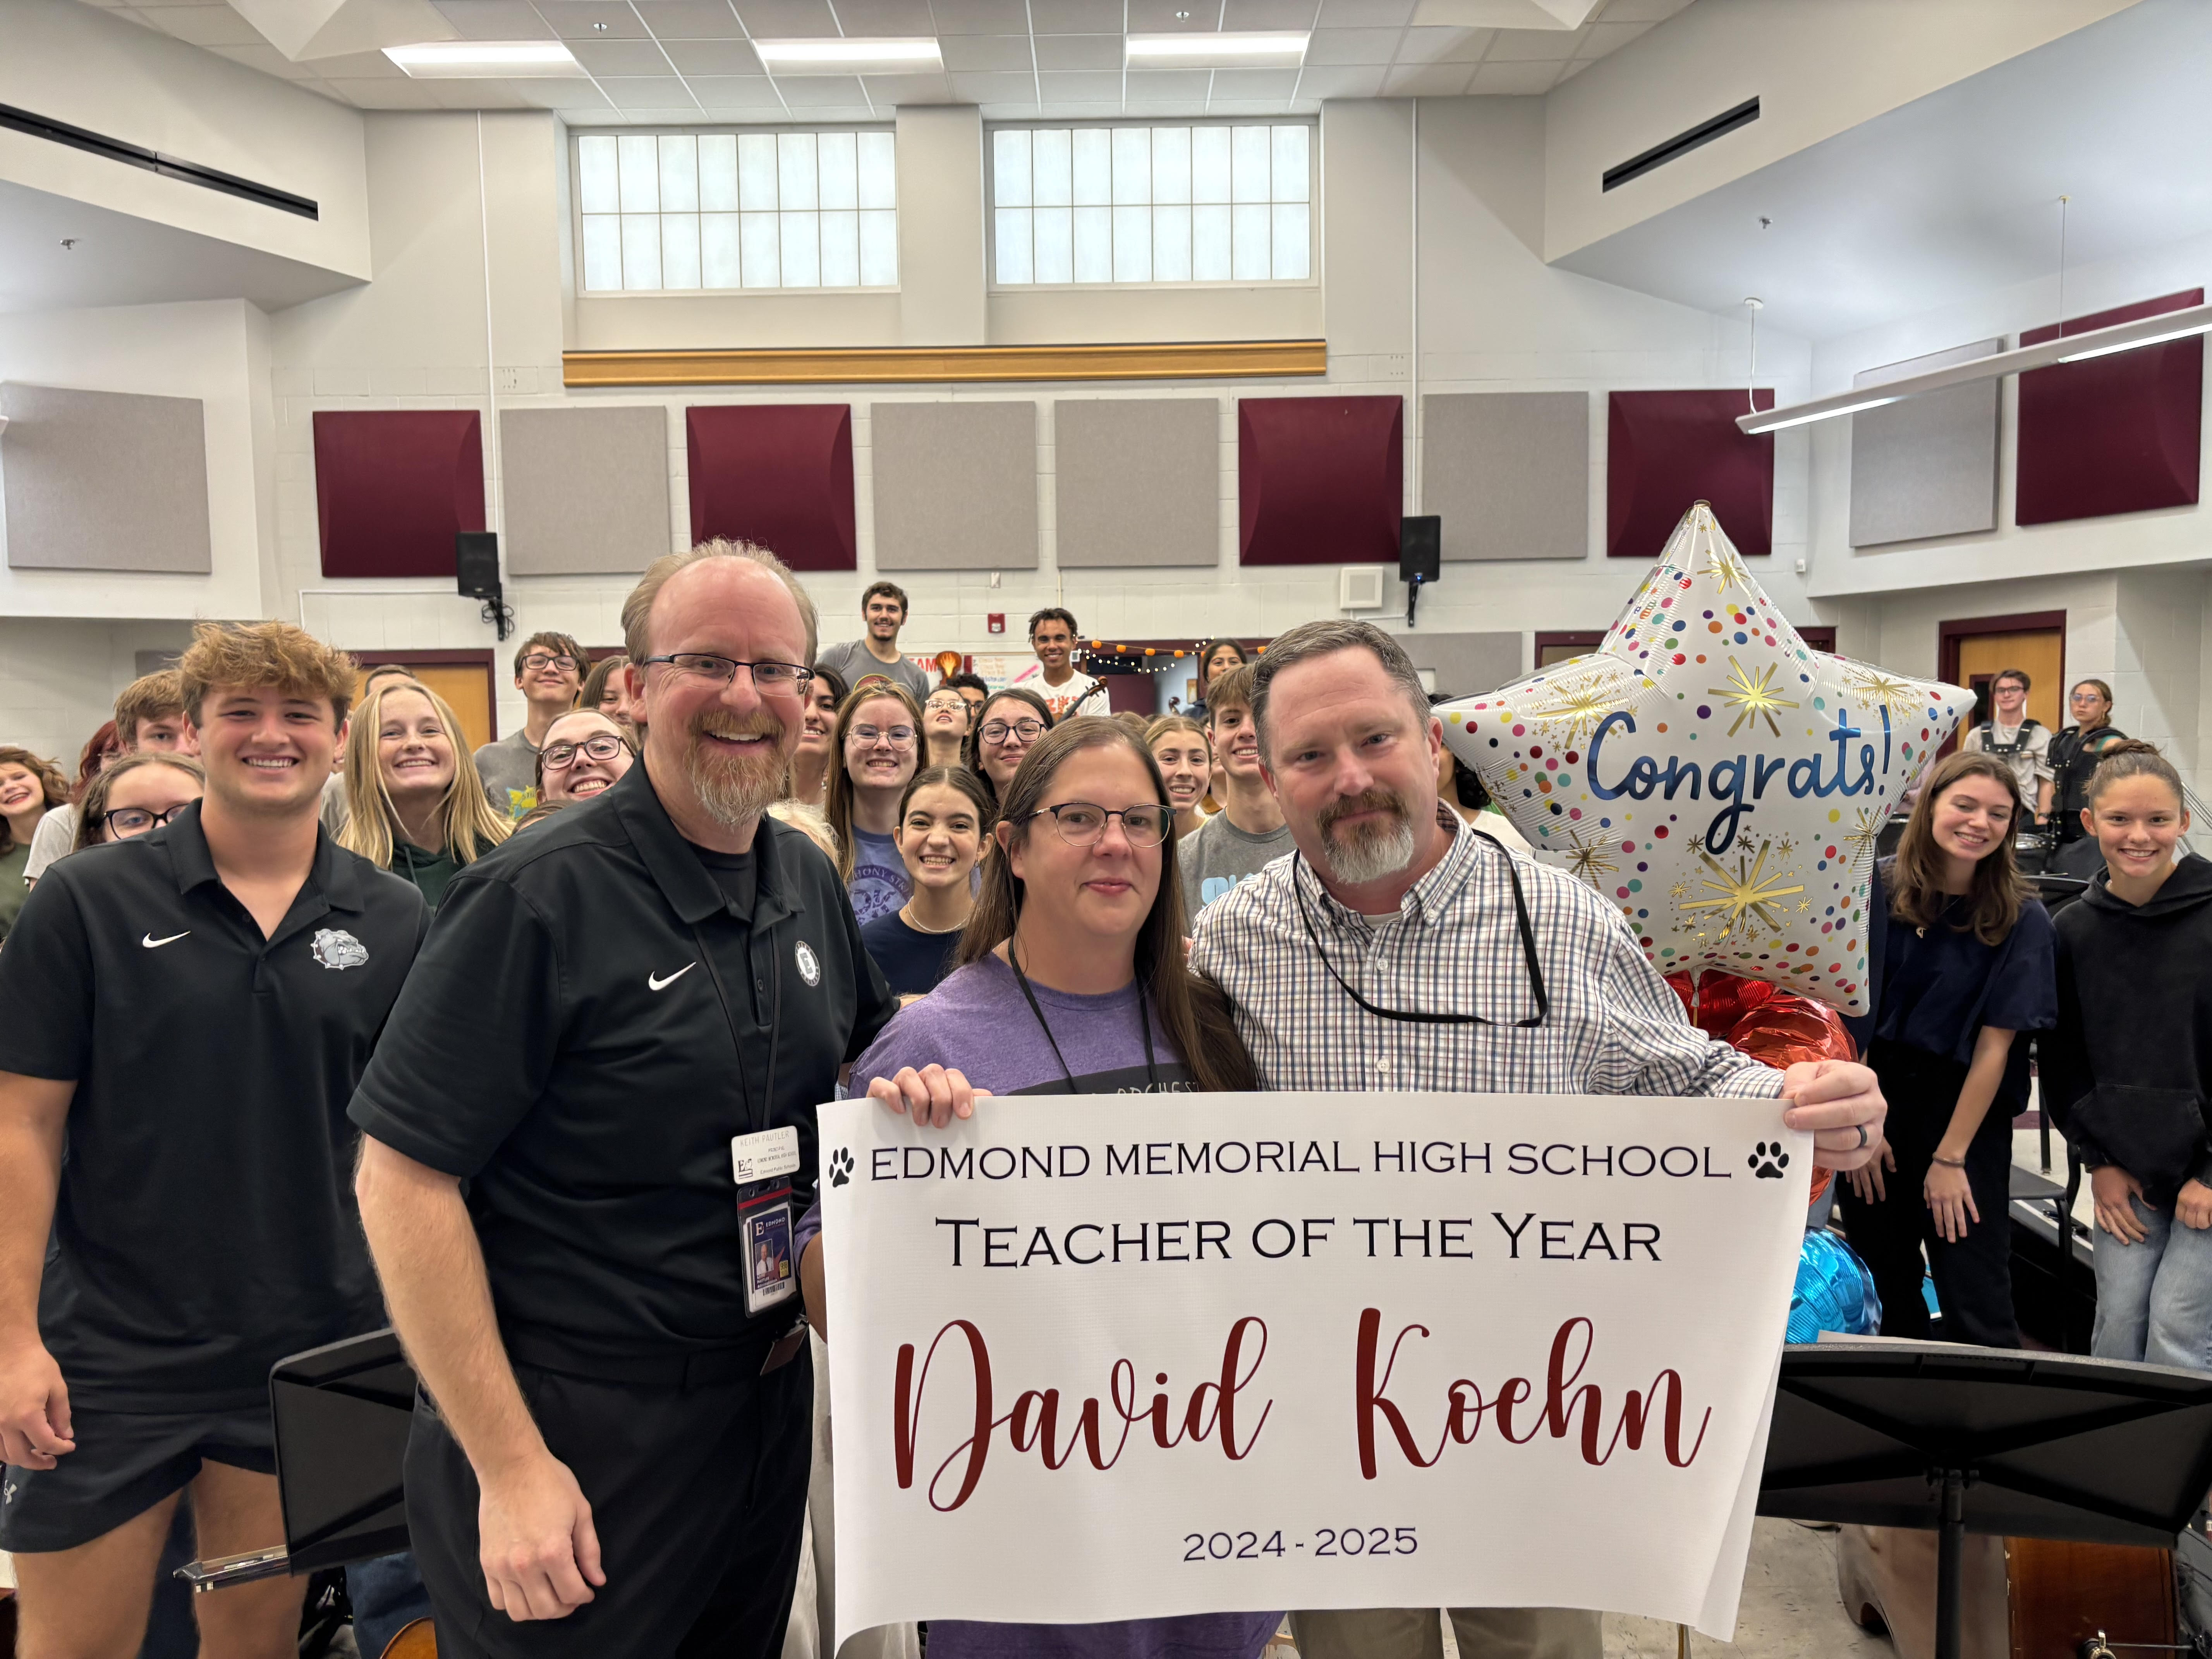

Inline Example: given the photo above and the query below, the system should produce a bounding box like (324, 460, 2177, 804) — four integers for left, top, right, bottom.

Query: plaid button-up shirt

(1189, 809, 1783, 1099)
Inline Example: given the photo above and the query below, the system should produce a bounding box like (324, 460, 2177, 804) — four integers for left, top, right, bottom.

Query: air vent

(0, 101, 318, 220)
(1601, 97, 1759, 193)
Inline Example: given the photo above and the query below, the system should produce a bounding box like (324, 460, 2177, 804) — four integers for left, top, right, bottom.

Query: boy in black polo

(0, 622, 427, 1657)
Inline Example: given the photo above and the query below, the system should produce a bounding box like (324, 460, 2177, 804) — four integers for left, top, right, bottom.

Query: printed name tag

(731, 1126, 802, 1185)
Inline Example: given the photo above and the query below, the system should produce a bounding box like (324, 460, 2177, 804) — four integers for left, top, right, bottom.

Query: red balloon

(1668, 970, 1855, 1203)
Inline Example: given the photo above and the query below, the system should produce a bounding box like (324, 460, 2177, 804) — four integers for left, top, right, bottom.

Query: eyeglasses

(642, 654, 813, 696)
(520, 653, 580, 674)
(925, 697, 969, 716)
(980, 718, 1046, 744)
(543, 735, 627, 770)
(850, 723, 916, 748)
(103, 804, 191, 836)
(1023, 801, 1172, 848)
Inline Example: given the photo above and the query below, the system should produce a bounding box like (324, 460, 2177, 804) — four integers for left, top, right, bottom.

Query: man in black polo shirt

(352, 537, 897, 1657)
(0, 622, 426, 1656)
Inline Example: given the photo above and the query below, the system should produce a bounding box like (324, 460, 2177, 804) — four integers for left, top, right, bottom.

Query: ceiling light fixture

(751, 37, 943, 74)
(1125, 30, 1309, 67)
(1737, 301, 2212, 436)
(383, 41, 585, 77)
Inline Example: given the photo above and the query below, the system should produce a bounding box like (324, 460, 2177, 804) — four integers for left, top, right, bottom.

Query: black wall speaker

(455, 532, 501, 600)
(1399, 515, 1441, 585)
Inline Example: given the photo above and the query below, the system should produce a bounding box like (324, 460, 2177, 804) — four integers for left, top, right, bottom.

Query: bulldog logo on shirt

(311, 927, 370, 971)
(795, 940, 821, 988)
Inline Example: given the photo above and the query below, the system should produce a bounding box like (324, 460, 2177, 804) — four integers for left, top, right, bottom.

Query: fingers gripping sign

(867, 1065, 991, 1130)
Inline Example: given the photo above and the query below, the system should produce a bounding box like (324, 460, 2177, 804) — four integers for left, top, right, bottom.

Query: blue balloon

(1787, 1229, 1882, 1345)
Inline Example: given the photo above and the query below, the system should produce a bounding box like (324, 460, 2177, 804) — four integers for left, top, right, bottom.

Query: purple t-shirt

(821, 955, 1279, 1659)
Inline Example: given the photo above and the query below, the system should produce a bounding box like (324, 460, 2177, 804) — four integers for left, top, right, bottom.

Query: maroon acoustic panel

(1607, 390, 1774, 559)
(313, 410, 484, 578)
(1238, 395, 1403, 566)
(2017, 288, 2203, 527)
(687, 404, 855, 572)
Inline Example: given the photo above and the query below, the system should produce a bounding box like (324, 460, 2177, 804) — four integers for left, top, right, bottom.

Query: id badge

(733, 1128, 803, 1318)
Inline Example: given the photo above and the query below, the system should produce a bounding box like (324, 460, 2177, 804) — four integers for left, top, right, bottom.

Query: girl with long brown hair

(825, 680, 924, 924)
(1841, 749, 2057, 1347)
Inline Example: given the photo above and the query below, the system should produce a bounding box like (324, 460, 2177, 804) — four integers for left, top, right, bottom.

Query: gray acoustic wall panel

(2, 382, 211, 573)
(1420, 392, 1588, 562)
(871, 401, 1037, 571)
(1053, 398, 1219, 568)
(1389, 629, 1525, 701)
(501, 406, 671, 575)
(1848, 338, 2002, 548)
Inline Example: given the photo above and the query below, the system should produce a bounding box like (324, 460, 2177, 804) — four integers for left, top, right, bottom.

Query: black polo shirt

(0, 805, 428, 1411)
(348, 761, 896, 1361)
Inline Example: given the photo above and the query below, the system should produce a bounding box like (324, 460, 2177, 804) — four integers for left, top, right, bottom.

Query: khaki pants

(1289, 1607, 1602, 1659)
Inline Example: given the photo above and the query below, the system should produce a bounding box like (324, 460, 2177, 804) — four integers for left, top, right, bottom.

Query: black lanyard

(1006, 943, 1161, 1093)
(693, 915, 781, 1136)
(1293, 829, 1550, 1028)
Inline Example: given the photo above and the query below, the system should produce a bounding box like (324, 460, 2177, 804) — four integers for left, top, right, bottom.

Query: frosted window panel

(618, 136, 659, 213)
(993, 129, 1032, 206)
(858, 131, 897, 209)
(781, 210, 821, 285)
(702, 213, 742, 287)
(738, 134, 779, 210)
(1112, 205, 1151, 282)
(778, 133, 818, 211)
(658, 135, 699, 212)
(1032, 128, 1072, 206)
(581, 215, 622, 290)
(1150, 127, 1190, 204)
(859, 209, 898, 285)
(995, 208, 1034, 284)
(1111, 126, 1149, 204)
(699, 134, 739, 211)
(1272, 124, 1309, 203)
(578, 136, 619, 214)
(621, 212, 662, 288)
(818, 132, 858, 211)
(740, 211, 781, 287)
(1193, 203, 1231, 280)
(1072, 129, 1111, 206)
(661, 214, 701, 288)
(821, 209, 860, 285)
(1073, 205, 1111, 282)
(1191, 125, 1231, 204)
(1271, 203, 1309, 279)
(1152, 204, 1191, 281)
(1231, 126, 1269, 203)
(1232, 203, 1270, 279)
(1034, 206, 1072, 283)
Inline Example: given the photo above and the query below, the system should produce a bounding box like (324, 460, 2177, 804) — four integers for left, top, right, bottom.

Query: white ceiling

(72, 0, 1690, 122)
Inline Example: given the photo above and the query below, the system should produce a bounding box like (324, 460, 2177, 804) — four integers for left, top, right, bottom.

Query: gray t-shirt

(814, 639, 929, 705)
(23, 802, 79, 882)
(474, 730, 541, 821)
(1179, 809, 1293, 919)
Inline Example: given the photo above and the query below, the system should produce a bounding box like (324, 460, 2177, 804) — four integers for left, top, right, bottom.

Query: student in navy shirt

(859, 766, 988, 999)
(1841, 750, 2057, 1348)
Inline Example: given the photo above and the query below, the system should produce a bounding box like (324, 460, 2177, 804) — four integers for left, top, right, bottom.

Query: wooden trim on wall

(562, 339, 1329, 388)
(1935, 608, 2066, 761)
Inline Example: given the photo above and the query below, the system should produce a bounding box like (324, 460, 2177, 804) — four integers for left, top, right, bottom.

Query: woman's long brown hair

(1887, 749, 2032, 945)
(825, 682, 925, 884)
(953, 720, 1255, 1092)
(962, 686, 1055, 816)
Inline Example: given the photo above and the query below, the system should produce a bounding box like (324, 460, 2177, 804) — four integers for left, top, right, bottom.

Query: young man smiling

(1178, 663, 1291, 920)
(813, 582, 929, 705)
(0, 622, 427, 1658)
(1014, 608, 1105, 720)
(475, 632, 591, 822)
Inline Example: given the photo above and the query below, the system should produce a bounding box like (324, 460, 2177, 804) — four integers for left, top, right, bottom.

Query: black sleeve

(2040, 922, 2111, 1169)
(347, 873, 565, 1176)
(0, 874, 94, 1082)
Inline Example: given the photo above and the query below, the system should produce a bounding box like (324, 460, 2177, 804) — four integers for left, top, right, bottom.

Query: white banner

(819, 1092, 1810, 1641)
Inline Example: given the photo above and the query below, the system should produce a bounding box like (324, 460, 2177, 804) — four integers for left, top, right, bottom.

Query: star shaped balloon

(1437, 502, 1970, 1015)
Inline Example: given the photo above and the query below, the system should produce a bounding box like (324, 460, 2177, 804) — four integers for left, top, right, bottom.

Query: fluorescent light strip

(752, 36, 942, 73)
(1125, 31, 1309, 65)
(384, 40, 583, 76)
(2057, 319, 2212, 362)
(1752, 395, 1900, 433)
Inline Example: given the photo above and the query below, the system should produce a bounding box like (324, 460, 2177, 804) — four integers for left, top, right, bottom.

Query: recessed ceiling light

(383, 40, 586, 76)
(1125, 30, 1308, 67)
(752, 36, 943, 74)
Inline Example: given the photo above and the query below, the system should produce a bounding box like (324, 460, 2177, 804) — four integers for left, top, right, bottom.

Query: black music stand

(178, 1329, 417, 1591)
(1758, 1341, 2212, 1659)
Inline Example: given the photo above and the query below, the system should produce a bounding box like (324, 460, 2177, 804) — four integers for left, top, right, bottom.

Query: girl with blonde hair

(339, 677, 509, 909)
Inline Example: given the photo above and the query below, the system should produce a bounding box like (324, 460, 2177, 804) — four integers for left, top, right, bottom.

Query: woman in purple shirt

(804, 720, 1273, 1659)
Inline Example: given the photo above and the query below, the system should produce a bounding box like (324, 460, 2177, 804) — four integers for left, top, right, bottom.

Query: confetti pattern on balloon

(1437, 501, 1969, 1016)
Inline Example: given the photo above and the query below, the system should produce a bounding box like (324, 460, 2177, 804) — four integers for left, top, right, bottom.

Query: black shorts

(0, 1400, 275, 1554)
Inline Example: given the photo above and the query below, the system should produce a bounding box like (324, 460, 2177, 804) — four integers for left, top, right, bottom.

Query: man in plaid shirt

(1188, 620, 1887, 1659)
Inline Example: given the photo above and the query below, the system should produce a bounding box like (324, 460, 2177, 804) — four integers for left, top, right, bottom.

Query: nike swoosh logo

(142, 931, 191, 949)
(648, 963, 696, 991)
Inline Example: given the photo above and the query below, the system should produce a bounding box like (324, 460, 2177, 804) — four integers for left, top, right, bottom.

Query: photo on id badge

(733, 1125, 802, 1319)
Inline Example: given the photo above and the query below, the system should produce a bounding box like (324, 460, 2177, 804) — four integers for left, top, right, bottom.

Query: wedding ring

(1855, 1124, 1869, 1150)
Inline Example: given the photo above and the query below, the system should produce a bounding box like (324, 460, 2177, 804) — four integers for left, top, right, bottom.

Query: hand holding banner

(818, 1090, 1809, 1643)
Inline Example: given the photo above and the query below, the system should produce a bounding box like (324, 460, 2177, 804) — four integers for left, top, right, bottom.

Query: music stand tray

(1759, 1341, 2212, 1659)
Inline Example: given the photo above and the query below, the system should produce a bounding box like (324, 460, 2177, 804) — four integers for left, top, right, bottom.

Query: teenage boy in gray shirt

(1179, 663, 1293, 918)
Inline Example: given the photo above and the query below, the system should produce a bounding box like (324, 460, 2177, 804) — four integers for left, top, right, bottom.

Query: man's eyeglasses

(981, 718, 1045, 744)
(1023, 802, 1172, 849)
(543, 735, 628, 770)
(642, 654, 813, 696)
(520, 653, 580, 674)
(851, 724, 916, 748)
(103, 804, 190, 837)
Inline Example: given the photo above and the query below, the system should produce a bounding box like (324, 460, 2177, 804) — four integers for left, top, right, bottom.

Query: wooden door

(1938, 613, 2066, 753)
(351, 652, 499, 750)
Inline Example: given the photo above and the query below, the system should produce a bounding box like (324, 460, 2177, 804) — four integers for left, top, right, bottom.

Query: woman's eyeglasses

(851, 723, 916, 748)
(1022, 802, 1172, 849)
(981, 718, 1045, 744)
(103, 804, 191, 837)
(542, 735, 627, 770)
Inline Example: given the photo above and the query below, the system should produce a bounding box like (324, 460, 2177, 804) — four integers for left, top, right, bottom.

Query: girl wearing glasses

(828, 684, 926, 925)
(965, 687, 1055, 817)
(535, 709, 636, 805)
(0, 747, 69, 941)
(921, 684, 975, 770)
(860, 766, 991, 1000)
(339, 678, 510, 911)
(68, 753, 206, 855)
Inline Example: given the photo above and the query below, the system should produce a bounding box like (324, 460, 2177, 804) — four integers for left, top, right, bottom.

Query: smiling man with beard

(1187, 620, 1891, 1659)
(349, 539, 897, 1659)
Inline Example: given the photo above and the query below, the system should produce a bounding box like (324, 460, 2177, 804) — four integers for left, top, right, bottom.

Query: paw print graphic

(828, 1147, 855, 1188)
(1748, 1142, 1790, 1180)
